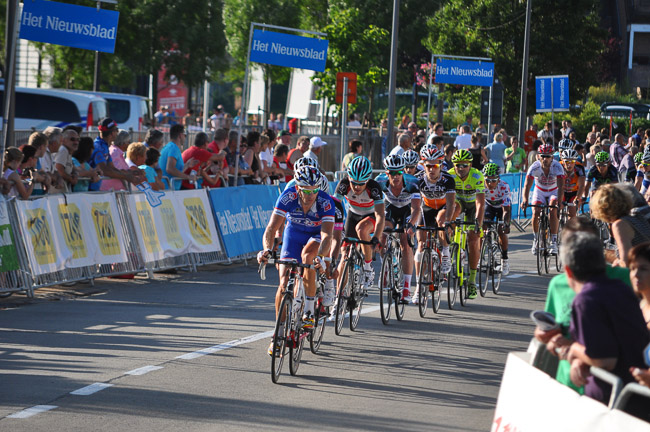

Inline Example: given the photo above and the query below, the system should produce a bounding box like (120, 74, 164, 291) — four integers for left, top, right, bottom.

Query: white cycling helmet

(383, 154, 406, 171)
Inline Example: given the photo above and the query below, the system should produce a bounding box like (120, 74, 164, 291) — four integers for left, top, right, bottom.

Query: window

(107, 99, 130, 123)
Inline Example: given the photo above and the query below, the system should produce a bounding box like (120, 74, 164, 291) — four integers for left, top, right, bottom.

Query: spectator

(260, 129, 276, 167)
(224, 130, 253, 186)
(407, 121, 418, 137)
(348, 114, 361, 127)
(538, 121, 553, 143)
(101, 129, 132, 191)
(585, 144, 601, 171)
(505, 136, 527, 173)
(428, 135, 445, 153)
(389, 133, 412, 156)
(209, 106, 224, 130)
(610, 133, 632, 182)
(627, 242, 650, 328)
(154, 105, 169, 125)
(443, 144, 454, 171)
(486, 132, 507, 172)
(468, 133, 488, 170)
(72, 137, 100, 192)
(453, 125, 472, 150)
(288, 117, 299, 135)
(524, 124, 538, 153)
(126, 143, 147, 170)
(557, 232, 649, 404)
(462, 115, 474, 132)
(159, 124, 198, 190)
(54, 128, 80, 189)
(3, 147, 34, 198)
(244, 131, 269, 184)
(342, 139, 363, 170)
(528, 139, 542, 168)
(563, 120, 575, 139)
(267, 112, 277, 131)
(181, 131, 224, 190)
(183, 109, 196, 128)
(278, 130, 292, 146)
(591, 184, 650, 266)
(303, 136, 327, 164)
(40, 126, 63, 174)
(90, 118, 143, 191)
(144, 128, 164, 150)
(427, 122, 444, 145)
(398, 115, 410, 130)
(287, 135, 310, 170)
(272, 143, 292, 182)
(275, 113, 284, 131)
(139, 148, 165, 191)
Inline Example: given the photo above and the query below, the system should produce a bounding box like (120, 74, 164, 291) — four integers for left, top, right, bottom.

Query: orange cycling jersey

(561, 162, 585, 193)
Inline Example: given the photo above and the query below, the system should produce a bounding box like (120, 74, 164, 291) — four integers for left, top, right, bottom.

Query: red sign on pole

(336, 72, 357, 104)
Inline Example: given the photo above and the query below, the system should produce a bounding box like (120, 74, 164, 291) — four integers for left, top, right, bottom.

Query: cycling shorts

(386, 204, 411, 229)
(344, 212, 376, 240)
(564, 191, 578, 203)
(280, 229, 321, 263)
(420, 206, 443, 227)
(456, 200, 476, 220)
(484, 205, 504, 221)
(532, 187, 558, 205)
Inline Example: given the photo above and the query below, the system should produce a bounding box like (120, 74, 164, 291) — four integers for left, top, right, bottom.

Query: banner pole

(235, 22, 255, 186)
(340, 78, 349, 171)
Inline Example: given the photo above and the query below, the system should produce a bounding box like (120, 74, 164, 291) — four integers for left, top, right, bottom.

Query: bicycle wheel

(289, 326, 305, 376)
(458, 246, 469, 307)
(394, 247, 405, 321)
(447, 243, 459, 309)
(310, 300, 326, 354)
(431, 252, 442, 313)
(536, 224, 544, 276)
(379, 253, 393, 325)
(335, 261, 352, 336)
(491, 242, 503, 295)
(417, 249, 431, 318)
(271, 295, 292, 384)
(478, 237, 490, 297)
(543, 221, 550, 274)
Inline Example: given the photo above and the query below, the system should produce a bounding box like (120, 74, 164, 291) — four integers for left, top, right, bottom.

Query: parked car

(68, 90, 152, 131)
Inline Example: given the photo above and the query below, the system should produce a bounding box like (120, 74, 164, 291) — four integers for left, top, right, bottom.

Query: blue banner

(249, 29, 328, 72)
(20, 0, 119, 54)
(535, 75, 569, 112)
(208, 185, 281, 258)
(435, 59, 494, 87)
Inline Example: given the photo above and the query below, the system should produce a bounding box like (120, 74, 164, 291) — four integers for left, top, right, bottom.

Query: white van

(70, 90, 152, 131)
(0, 86, 108, 130)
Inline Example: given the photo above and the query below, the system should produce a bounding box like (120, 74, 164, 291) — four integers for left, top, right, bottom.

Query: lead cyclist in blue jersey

(259, 165, 335, 355)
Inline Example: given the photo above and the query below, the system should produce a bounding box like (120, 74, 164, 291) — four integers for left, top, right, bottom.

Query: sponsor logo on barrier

(57, 204, 87, 260)
(26, 208, 57, 265)
(136, 201, 160, 254)
(184, 198, 211, 246)
(91, 202, 121, 256)
(160, 200, 183, 250)
(215, 205, 274, 236)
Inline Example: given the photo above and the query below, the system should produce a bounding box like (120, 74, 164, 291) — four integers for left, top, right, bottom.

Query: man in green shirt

(504, 136, 527, 173)
(535, 216, 631, 394)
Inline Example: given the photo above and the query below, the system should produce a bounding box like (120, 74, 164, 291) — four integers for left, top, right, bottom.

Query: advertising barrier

(129, 189, 221, 263)
(209, 185, 280, 257)
(0, 196, 19, 273)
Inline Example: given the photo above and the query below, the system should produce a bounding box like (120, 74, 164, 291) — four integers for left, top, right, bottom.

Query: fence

(0, 184, 282, 297)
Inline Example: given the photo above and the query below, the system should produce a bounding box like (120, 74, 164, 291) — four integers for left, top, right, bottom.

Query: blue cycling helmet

(347, 156, 373, 182)
(294, 165, 321, 187)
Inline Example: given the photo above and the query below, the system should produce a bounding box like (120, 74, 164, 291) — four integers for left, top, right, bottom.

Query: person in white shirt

(348, 113, 361, 127)
(389, 133, 412, 156)
(453, 125, 472, 150)
(303, 136, 328, 164)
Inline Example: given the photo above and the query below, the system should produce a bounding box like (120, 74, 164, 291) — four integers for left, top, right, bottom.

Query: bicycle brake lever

(259, 263, 267, 280)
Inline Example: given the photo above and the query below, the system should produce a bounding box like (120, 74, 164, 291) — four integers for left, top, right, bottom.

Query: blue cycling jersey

(273, 186, 336, 235)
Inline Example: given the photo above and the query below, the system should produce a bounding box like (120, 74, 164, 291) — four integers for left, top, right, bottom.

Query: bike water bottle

(292, 295, 303, 316)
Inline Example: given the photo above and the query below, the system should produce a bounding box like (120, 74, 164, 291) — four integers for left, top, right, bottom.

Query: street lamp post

(518, 0, 532, 143)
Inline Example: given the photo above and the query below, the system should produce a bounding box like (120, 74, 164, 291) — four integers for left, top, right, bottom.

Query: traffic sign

(535, 75, 569, 112)
(336, 72, 357, 104)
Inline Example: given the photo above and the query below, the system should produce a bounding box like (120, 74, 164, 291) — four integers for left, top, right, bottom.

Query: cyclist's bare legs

(532, 206, 542, 233)
(300, 240, 320, 298)
(276, 264, 290, 318)
(549, 198, 559, 235)
(468, 231, 480, 269)
(356, 217, 375, 262)
(400, 231, 413, 276)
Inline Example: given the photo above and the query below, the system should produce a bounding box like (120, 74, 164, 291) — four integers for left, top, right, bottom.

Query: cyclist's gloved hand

(257, 249, 271, 264)
(371, 236, 380, 247)
(313, 255, 326, 270)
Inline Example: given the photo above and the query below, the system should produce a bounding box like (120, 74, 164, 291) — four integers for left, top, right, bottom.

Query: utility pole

(518, 0, 532, 143)
(386, 0, 400, 151)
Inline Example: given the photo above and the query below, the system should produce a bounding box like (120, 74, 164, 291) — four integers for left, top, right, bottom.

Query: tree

(425, 0, 605, 130)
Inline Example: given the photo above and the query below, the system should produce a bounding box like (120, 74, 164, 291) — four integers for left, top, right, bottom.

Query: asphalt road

(0, 226, 555, 432)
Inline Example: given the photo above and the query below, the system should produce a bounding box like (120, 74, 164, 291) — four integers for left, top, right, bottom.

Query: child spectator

(139, 148, 165, 191)
(3, 147, 34, 198)
(72, 137, 101, 192)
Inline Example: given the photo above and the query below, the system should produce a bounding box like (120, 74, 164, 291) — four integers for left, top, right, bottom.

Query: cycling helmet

(451, 149, 473, 163)
(317, 172, 330, 192)
(482, 163, 500, 177)
(293, 156, 319, 171)
(558, 138, 575, 151)
(538, 144, 554, 155)
(420, 146, 444, 161)
(402, 149, 420, 167)
(347, 156, 373, 182)
(383, 154, 406, 171)
(560, 149, 579, 160)
(294, 165, 321, 187)
(634, 152, 644, 164)
(594, 151, 611, 164)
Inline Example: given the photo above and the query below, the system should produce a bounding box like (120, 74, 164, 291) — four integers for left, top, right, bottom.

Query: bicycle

(259, 258, 315, 384)
(448, 216, 475, 309)
(379, 227, 407, 325)
(556, 201, 577, 272)
(415, 225, 449, 316)
(526, 204, 558, 275)
(310, 270, 331, 354)
(335, 237, 375, 335)
(478, 220, 504, 296)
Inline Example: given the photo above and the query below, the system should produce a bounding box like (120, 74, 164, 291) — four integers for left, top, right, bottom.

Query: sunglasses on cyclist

(299, 187, 319, 195)
(563, 159, 576, 163)
(350, 180, 367, 187)
(455, 163, 470, 168)
(388, 170, 403, 176)
(596, 163, 609, 167)
(424, 163, 441, 169)
(405, 165, 416, 169)
(486, 178, 499, 183)
(641, 163, 650, 167)
(540, 155, 552, 159)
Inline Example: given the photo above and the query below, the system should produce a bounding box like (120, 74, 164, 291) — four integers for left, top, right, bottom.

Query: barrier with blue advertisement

(208, 185, 281, 257)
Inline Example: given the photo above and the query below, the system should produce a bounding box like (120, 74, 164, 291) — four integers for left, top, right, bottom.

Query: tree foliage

(425, 0, 605, 129)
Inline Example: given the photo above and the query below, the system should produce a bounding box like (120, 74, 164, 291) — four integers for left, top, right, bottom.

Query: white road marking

(507, 274, 527, 279)
(7, 405, 57, 419)
(70, 383, 113, 396)
(125, 365, 164, 376)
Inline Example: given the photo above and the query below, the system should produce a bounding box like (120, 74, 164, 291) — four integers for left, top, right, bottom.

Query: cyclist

(560, 149, 585, 220)
(258, 165, 335, 355)
(522, 143, 564, 255)
(335, 155, 385, 290)
(583, 151, 618, 200)
(375, 154, 421, 303)
(317, 173, 345, 307)
(482, 163, 511, 276)
(403, 149, 421, 177)
(448, 149, 486, 299)
(553, 138, 575, 161)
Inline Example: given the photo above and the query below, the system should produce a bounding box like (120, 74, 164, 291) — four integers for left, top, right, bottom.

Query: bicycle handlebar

(383, 227, 405, 234)
(343, 237, 376, 245)
(258, 258, 315, 280)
